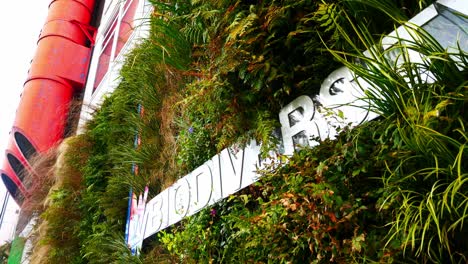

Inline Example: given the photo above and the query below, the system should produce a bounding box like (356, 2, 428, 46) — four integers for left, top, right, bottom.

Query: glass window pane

(422, 5, 468, 51)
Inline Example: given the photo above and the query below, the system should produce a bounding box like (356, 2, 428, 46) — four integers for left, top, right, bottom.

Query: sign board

(127, 66, 379, 251)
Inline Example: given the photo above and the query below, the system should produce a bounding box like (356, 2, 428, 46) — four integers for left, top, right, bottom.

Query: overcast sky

(0, 0, 50, 242)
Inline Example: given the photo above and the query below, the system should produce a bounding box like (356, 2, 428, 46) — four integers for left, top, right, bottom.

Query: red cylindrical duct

(6, 135, 32, 173)
(13, 78, 74, 154)
(0, 158, 28, 205)
(40, 20, 88, 45)
(13, 0, 96, 156)
(0, 136, 33, 205)
(2, 0, 96, 205)
(48, 0, 95, 23)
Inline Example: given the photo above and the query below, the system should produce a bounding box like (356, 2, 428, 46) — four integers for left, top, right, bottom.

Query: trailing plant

(19, 148, 58, 229)
(29, 136, 91, 264)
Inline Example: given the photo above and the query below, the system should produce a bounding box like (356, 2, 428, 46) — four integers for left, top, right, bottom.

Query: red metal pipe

(0, 153, 29, 205)
(6, 134, 32, 174)
(2, 0, 96, 205)
(13, 77, 74, 154)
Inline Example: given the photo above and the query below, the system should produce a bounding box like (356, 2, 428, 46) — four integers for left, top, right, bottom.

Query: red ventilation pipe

(1, 0, 97, 205)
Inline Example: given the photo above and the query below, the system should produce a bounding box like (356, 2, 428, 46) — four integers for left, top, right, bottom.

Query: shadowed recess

(7, 153, 30, 188)
(14, 132, 38, 162)
(1, 173, 24, 205)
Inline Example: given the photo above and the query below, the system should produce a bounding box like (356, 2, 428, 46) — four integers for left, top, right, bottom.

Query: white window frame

(79, 0, 152, 132)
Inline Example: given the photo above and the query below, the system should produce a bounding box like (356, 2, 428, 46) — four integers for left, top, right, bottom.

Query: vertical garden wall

(23, 0, 467, 263)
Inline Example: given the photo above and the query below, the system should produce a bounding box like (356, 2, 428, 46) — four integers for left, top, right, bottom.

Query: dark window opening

(6, 153, 30, 189)
(14, 132, 38, 162)
(1, 173, 24, 205)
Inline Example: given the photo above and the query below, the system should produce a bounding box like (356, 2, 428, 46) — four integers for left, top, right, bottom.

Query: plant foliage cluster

(165, 0, 426, 164)
(158, 121, 401, 263)
(25, 0, 468, 263)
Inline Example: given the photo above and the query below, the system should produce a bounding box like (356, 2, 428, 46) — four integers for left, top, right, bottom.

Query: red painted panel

(94, 0, 140, 90)
(93, 16, 118, 90)
(116, 0, 140, 57)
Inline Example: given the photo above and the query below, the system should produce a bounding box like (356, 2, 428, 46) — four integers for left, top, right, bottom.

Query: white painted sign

(126, 65, 377, 252)
(134, 140, 262, 241)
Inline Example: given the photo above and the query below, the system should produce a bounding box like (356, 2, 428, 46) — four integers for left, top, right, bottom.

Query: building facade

(0, 0, 466, 258)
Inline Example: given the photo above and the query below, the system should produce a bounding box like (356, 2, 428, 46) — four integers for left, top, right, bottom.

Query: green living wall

(27, 0, 467, 263)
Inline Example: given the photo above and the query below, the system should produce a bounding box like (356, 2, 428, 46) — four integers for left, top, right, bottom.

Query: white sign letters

(129, 66, 377, 250)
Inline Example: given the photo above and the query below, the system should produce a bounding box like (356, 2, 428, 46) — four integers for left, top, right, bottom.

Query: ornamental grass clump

(327, 9, 468, 263)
